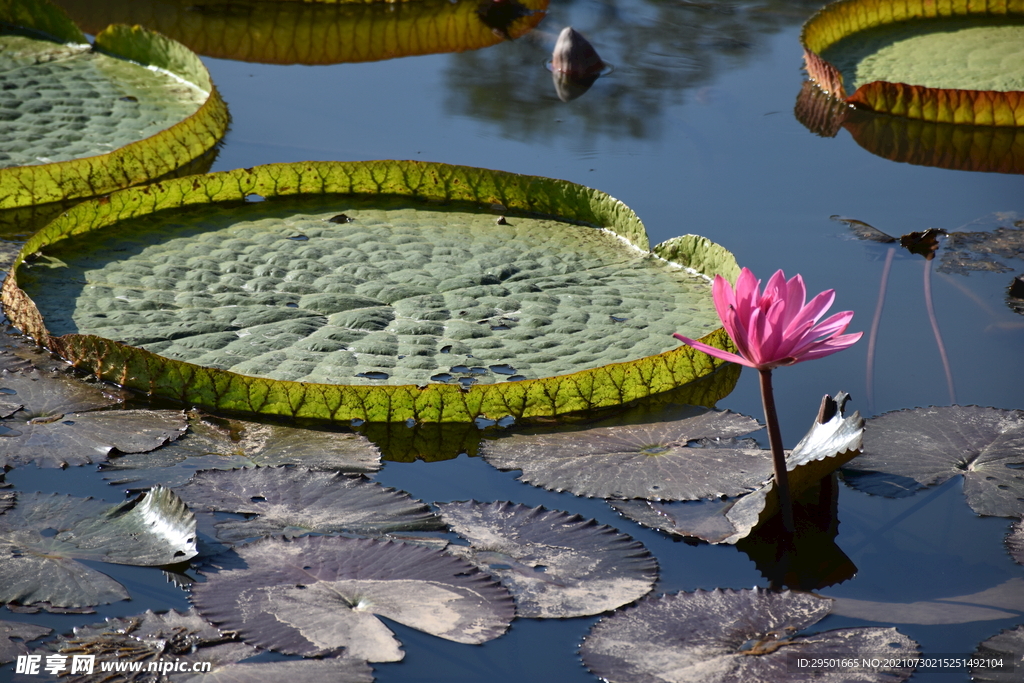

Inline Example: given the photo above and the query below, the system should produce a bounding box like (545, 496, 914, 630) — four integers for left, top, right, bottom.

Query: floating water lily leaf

(482, 407, 767, 500)
(939, 221, 1024, 276)
(191, 535, 515, 661)
(173, 658, 375, 683)
(0, 620, 50, 664)
(0, 367, 119, 417)
(972, 625, 1024, 682)
(1008, 518, 1024, 566)
(175, 467, 442, 543)
(25, 609, 256, 681)
(438, 501, 656, 618)
(829, 577, 1024, 625)
(102, 411, 380, 488)
(0, 0, 228, 208)
(581, 588, 918, 683)
(0, 488, 196, 607)
(2, 160, 739, 423)
(52, 0, 548, 65)
(801, 0, 1024, 126)
(842, 405, 1024, 517)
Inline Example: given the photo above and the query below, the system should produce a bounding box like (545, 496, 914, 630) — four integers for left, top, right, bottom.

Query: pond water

(3, 0, 1024, 681)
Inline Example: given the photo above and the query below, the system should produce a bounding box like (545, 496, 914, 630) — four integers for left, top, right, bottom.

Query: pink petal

(784, 289, 836, 337)
(787, 310, 855, 358)
(672, 334, 758, 368)
(790, 331, 864, 362)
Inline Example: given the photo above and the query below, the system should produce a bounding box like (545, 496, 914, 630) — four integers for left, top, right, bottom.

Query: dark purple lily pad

(0, 368, 118, 418)
(20, 609, 256, 682)
(191, 535, 515, 661)
(438, 501, 657, 618)
(175, 466, 443, 543)
(972, 625, 1024, 682)
(0, 620, 51, 664)
(581, 588, 918, 683)
(842, 406, 1024, 517)
(0, 488, 197, 608)
(102, 412, 379, 488)
(481, 407, 768, 500)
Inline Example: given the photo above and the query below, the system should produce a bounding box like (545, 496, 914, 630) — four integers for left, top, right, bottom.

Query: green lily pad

(842, 405, 1024, 517)
(23, 609, 258, 681)
(801, 0, 1024, 125)
(2, 161, 740, 423)
(101, 410, 380, 488)
(0, 620, 50, 664)
(0, 0, 229, 208)
(438, 501, 657, 618)
(52, 0, 549, 65)
(580, 588, 919, 683)
(0, 487, 196, 607)
(191, 535, 515, 661)
(175, 466, 443, 543)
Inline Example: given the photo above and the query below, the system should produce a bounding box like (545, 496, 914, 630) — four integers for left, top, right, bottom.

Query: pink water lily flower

(674, 268, 862, 371)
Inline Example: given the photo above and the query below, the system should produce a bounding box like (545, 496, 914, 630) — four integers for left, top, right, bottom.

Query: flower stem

(758, 368, 795, 535)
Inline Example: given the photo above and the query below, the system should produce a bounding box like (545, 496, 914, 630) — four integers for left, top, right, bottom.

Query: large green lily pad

(801, 0, 1024, 126)
(0, 0, 229, 208)
(2, 161, 740, 423)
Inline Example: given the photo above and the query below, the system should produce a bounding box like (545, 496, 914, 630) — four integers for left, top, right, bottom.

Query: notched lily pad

(175, 466, 443, 543)
(0, 620, 50, 664)
(438, 501, 656, 618)
(482, 406, 768, 500)
(102, 411, 380, 488)
(191, 535, 515, 661)
(0, 488, 197, 607)
(2, 160, 739, 423)
(23, 609, 256, 681)
(0, 0, 228, 208)
(581, 588, 918, 683)
(972, 625, 1024, 682)
(842, 405, 1024, 517)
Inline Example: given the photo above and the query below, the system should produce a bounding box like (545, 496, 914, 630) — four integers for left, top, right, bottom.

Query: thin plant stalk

(866, 246, 895, 413)
(758, 368, 795, 534)
(923, 258, 956, 404)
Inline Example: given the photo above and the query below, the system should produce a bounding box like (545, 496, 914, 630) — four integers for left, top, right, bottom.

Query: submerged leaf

(581, 588, 918, 683)
(939, 223, 1024, 276)
(828, 577, 1024, 626)
(0, 488, 197, 607)
(25, 609, 255, 681)
(842, 405, 1024, 517)
(191, 535, 515, 661)
(439, 501, 656, 618)
(102, 411, 380, 488)
(481, 407, 768, 499)
(0, 620, 50, 664)
(175, 467, 442, 543)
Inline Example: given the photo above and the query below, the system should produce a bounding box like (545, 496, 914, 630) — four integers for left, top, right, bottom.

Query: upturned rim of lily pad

(1, 160, 740, 424)
(800, 0, 1024, 126)
(0, 0, 229, 209)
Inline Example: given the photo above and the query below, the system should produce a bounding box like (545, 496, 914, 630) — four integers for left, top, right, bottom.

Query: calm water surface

(4, 0, 1024, 680)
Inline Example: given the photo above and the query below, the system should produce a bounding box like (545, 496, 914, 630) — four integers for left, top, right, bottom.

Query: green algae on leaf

(52, 0, 549, 66)
(0, 488, 197, 607)
(0, 0, 228, 208)
(801, 0, 1024, 126)
(438, 501, 657, 618)
(191, 535, 515, 661)
(2, 161, 740, 423)
(175, 466, 443, 543)
(842, 405, 1024, 517)
(581, 588, 918, 683)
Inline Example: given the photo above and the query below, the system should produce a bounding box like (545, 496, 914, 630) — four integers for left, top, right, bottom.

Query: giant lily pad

(580, 588, 918, 683)
(0, 487, 197, 607)
(842, 405, 1024, 517)
(175, 466, 443, 543)
(801, 0, 1024, 126)
(102, 411, 380, 488)
(438, 501, 657, 618)
(2, 161, 740, 423)
(481, 406, 768, 500)
(52, 0, 548, 66)
(0, 0, 228, 208)
(190, 535, 515, 661)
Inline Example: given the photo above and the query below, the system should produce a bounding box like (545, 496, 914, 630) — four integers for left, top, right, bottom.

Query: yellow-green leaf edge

(2, 160, 740, 423)
(0, 0, 230, 209)
(800, 0, 1024, 126)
